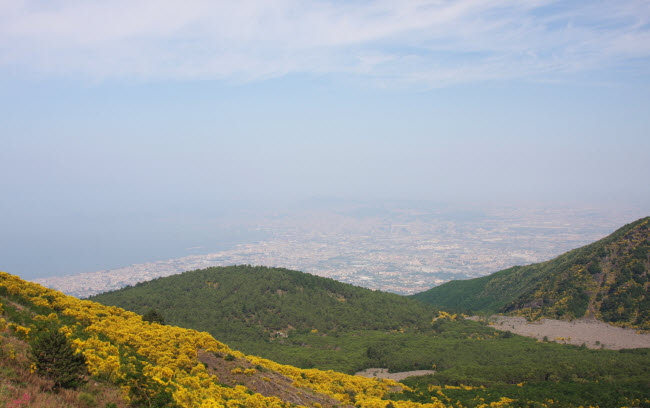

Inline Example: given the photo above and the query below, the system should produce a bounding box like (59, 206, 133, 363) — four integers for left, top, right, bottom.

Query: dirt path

(355, 368, 435, 381)
(470, 315, 650, 349)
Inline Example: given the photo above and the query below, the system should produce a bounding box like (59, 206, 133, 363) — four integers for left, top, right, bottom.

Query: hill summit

(412, 216, 650, 330)
(89, 265, 436, 363)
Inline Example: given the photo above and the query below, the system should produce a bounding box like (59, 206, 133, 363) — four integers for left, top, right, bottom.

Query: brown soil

(197, 349, 350, 407)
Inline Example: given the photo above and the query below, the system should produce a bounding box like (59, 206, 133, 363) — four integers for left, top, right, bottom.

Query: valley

(35, 204, 640, 298)
(5, 2, 649, 407)
(2, 217, 649, 407)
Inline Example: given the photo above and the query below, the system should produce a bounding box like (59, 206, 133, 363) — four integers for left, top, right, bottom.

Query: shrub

(142, 309, 165, 325)
(588, 262, 602, 275)
(77, 392, 97, 407)
(30, 329, 87, 389)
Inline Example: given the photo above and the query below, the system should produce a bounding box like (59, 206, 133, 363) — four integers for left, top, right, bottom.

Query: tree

(31, 329, 87, 389)
(143, 308, 165, 325)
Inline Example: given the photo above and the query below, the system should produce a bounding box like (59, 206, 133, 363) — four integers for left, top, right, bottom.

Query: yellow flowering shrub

(0, 270, 528, 408)
(8, 323, 31, 340)
(432, 311, 458, 323)
(0, 272, 419, 408)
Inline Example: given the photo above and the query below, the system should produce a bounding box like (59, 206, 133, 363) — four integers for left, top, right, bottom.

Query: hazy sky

(1, 1, 649, 278)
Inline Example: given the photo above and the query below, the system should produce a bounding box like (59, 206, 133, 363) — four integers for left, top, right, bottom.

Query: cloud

(1, 0, 649, 86)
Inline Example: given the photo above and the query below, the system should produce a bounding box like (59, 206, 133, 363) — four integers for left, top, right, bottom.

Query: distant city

(34, 203, 646, 298)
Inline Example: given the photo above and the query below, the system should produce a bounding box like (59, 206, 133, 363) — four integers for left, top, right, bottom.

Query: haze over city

(1, 1, 649, 286)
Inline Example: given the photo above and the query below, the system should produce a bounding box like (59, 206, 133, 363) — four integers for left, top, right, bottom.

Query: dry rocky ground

(469, 315, 650, 349)
(197, 350, 347, 408)
(354, 368, 435, 381)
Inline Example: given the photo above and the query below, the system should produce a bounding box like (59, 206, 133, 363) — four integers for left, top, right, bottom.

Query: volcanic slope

(89, 266, 437, 360)
(9, 267, 650, 407)
(1, 271, 414, 408)
(412, 216, 650, 329)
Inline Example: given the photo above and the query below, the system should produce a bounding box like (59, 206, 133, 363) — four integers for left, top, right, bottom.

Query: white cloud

(1, 0, 649, 86)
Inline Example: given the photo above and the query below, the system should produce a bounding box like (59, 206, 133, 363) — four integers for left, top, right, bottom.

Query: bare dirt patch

(470, 316, 650, 349)
(197, 350, 348, 408)
(355, 368, 435, 381)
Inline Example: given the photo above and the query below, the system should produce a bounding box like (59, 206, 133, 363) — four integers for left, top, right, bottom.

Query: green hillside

(90, 265, 435, 334)
(6, 271, 650, 407)
(412, 217, 650, 329)
(89, 265, 438, 370)
(83, 266, 650, 408)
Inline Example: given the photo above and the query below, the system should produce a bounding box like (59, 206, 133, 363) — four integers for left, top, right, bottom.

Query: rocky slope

(412, 217, 650, 330)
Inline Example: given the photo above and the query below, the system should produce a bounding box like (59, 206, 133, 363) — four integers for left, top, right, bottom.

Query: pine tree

(30, 329, 87, 389)
(143, 308, 165, 325)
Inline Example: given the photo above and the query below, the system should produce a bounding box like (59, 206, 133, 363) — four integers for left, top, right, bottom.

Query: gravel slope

(472, 315, 650, 349)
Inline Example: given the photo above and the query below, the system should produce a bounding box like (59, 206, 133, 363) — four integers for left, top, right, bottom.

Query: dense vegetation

(3, 269, 650, 406)
(86, 263, 650, 406)
(412, 217, 650, 329)
(3, 218, 649, 407)
(30, 328, 88, 389)
(1, 271, 406, 408)
(89, 265, 437, 358)
(0, 286, 130, 407)
(396, 373, 650, 408)
(220, 317, 650, 407)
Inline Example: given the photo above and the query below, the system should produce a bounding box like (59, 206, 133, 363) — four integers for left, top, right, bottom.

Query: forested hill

(90, 265, 436, 343)
(411, 217, 650, 330)
(6, 271, 650, 407)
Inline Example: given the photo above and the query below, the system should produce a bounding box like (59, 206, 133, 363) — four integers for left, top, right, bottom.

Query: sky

(1, 0, 650, 279)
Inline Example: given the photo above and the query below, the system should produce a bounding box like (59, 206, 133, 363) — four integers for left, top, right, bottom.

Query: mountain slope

(0, 316, 128, 408)
(89, 265, 437, 365)
(1, 271, 406, 408)
(412, 217, 650, 329)
(5, 270, 650, 407)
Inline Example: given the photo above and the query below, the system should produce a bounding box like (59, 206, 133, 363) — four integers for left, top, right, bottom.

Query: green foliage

(30, 328, 88, 389)
(215, 322, 650, 406)
(90, 265, 437, 348)
(81, 236, 650, 407)
(3, 265, 650, 408)
(396, 378, 650, 408)
(77, 392, 97, 407)
(412, 217, 650, 329)
(142, 308, 165, 325)
(117, 349, 177, 408)
(410, 265, 531, 314)
(565, 290, 589, 318)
